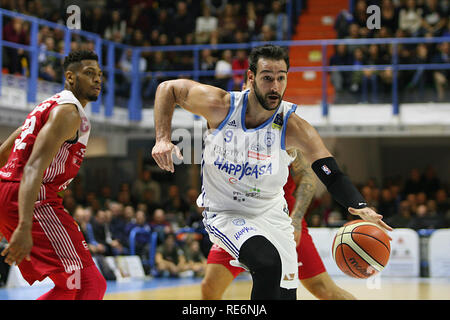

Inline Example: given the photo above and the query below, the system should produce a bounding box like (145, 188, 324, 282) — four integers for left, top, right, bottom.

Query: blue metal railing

(1, 8, 449, 122)
(128, 226, 158, 271)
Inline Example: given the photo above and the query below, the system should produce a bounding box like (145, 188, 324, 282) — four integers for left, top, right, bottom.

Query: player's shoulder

(47, 103, 81, 125)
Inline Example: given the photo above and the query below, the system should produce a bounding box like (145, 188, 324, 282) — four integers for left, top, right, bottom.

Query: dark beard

(252, 82, 282, 111)
(75, 76, 99, 102)
(86, 93, 99, 101)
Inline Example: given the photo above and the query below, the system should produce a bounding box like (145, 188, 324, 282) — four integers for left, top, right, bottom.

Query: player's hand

(348, 207, 393, 239)
(1, 227, 32, 266)
(151, 140, 183, 173)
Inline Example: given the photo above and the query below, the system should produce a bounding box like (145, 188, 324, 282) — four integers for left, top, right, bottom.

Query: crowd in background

(36, 164, 450, 280)
(2, 159, 447, 283)
(1, 0, 448, 104)
(0, 0, 290, 101)
(331, 0, 449, 103)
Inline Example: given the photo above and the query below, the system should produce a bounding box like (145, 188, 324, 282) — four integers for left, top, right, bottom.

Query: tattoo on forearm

(289, 152, 316, 231)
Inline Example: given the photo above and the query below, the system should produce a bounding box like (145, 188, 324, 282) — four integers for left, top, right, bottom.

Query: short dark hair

(248, 44, 289, 74)
(63, 50, 99, 72)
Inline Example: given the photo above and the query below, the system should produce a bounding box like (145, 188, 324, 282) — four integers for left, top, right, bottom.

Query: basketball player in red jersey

(201, 77, 356, 300)
(0, 50, 106, 300)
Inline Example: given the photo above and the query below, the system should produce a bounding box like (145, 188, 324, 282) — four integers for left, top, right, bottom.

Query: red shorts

(207, 218, 326, 280)
(0, 181, 95, 285)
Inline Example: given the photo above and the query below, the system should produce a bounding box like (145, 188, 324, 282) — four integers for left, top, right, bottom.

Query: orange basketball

(332, 219, 391, 279)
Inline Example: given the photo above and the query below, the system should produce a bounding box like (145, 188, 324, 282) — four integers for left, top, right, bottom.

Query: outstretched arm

(1, 104, 80, 266)
(285, 113, 392, 234)
(289, 151, 317, 245)
(152, 79, 230, 172)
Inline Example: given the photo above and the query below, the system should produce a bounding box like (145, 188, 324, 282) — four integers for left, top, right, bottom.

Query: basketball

(332, 220, 391, 279)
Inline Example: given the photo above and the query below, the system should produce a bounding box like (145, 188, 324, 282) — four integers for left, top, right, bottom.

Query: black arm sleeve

(311, 157, 367, 209)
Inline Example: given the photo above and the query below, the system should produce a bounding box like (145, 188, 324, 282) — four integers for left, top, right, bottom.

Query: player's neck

(64, 84, 88, 107)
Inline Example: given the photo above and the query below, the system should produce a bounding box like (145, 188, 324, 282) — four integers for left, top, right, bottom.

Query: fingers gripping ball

(332, 220, 391, 279)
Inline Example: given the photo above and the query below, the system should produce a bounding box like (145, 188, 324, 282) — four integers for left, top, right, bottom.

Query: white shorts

(202, 204, 299, 289)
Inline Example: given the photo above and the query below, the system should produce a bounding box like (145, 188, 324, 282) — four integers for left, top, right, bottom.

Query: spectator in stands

(435, 188, 450, 216)
(173, 1, 196, 44)
(139, 189, 160, 220)
(214, 49, 233, 90)
(218, 3, 238, 43)
(308, 192, 342, 226)
(205, 0, 228, 16)
(127, 4, 150, 34)
(143, 51, 172, 99)
(199, 48, 217, 86)
(443, 19, 450, 37)
(163, 185, 190, 227)
(408, 203, 446, 230)
(195, 4, 218, 44)
(183, 237, 207, 277)
(349, 47, 365, 99)
(2, 17, 29, 74)
(74, 206, 106, 255)
(85, 191, 101, 213)
(352, 0, 368, 28)
(419, 0, 447, 37)
(246, 1, 263, 40)
(132, 169, 161, 204)
(403, 168, 424, 196)
(38, 36, 60, 82)
(407, 43, 430, 100)
(360, 44, 384, 103)
(378, 188, 398, 218)
(257, 24, 276, 42)
(345, 23, 362, 56)
(387, 200, 413, 228)
(92, 209, 114, 256)
(398, 0, 423, 36)
(431, 41, 449, 101)
(150, 208, 174, 245)
(334, 9, 353, 39)
(62, 189, 77, 215)
(109, 202, 130, 251)
(327, 211, 346, 227)
(99, 185, 113, 209)
(329, 44, 352, 99)
(125, 209, 151, 260)
(117, 48, 147, 97)
(155, 233, 188, 277)
(263, 0, 288, 40)
(104, 9, 127, 41)
(85, 6, 107, 36)
(381, 0, 399, 36)
(308, 214, 324, 227)
(422, 165, 441, 197)
(231, 49, 249, 90)
(154, 8, 173, 40)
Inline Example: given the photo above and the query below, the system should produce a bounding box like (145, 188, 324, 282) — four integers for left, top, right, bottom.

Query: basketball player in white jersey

(152, 44, 392, 300)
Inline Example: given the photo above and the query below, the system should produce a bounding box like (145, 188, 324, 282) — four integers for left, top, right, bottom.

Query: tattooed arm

(289, 151, 317, 245)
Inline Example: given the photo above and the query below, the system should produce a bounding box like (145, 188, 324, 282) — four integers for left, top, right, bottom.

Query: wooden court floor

(104, 276, 450, 300)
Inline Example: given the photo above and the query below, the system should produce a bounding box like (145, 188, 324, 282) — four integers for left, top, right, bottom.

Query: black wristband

(312, 157, 367, 209)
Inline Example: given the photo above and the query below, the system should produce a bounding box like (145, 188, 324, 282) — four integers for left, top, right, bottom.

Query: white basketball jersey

(197, 90, 298, 215)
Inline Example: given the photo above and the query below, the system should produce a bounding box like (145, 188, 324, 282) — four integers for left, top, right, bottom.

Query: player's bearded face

(252, 79, 284, 111)
(76, 61, 102, 102)
(75, 75, 99, 102)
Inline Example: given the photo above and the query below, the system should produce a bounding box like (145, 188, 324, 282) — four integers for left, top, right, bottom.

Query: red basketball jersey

(0, 90, 90, 204)
(283, 166, 296, 213)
